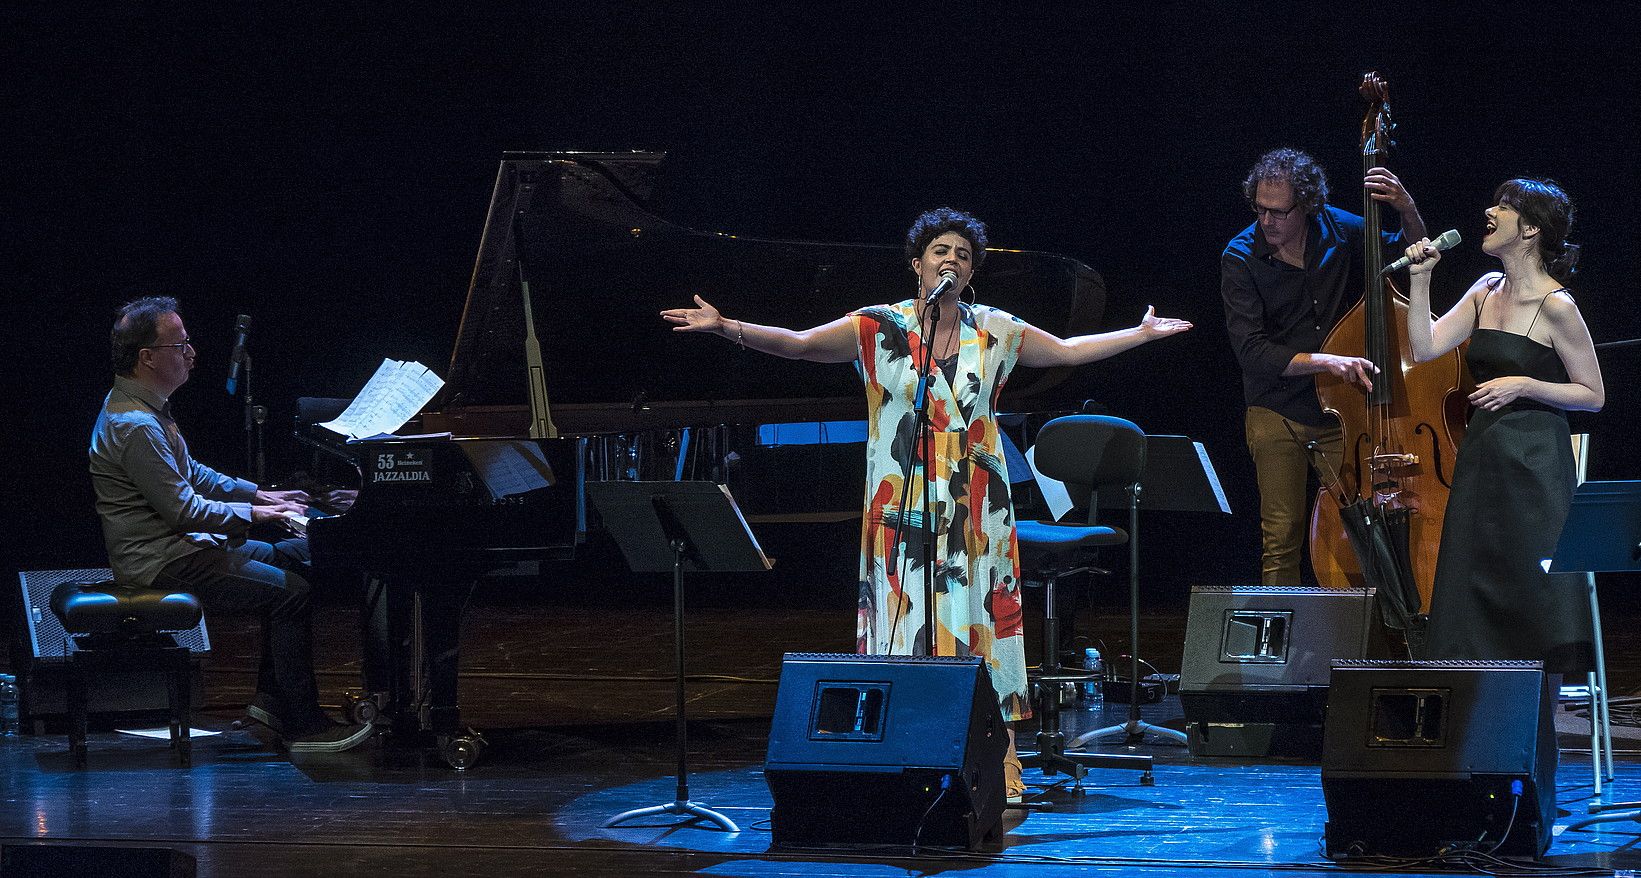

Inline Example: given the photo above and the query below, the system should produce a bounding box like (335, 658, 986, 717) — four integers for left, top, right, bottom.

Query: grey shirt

(89, 376, 258, 586)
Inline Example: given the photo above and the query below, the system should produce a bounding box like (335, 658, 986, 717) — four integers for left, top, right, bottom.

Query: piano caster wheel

(343, 692, 382, 726)
(438, 730, 487, 770)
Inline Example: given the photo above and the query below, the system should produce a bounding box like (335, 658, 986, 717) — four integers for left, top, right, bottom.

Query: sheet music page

(317, 359, 445, 440)
(1193, 441, 1233, 514)
(1026, 446, 1074, 521)
(459, 441, 555, 499)
(718, 483, 774, 569)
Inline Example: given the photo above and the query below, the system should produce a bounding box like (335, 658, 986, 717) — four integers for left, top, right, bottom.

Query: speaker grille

(1331, 659, 1540, 670)
(1191, 585, 1377, 597)
(783, 652, 981, 665)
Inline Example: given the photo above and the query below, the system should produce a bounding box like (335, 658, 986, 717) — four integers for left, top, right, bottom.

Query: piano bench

(48, 580, 203, 769)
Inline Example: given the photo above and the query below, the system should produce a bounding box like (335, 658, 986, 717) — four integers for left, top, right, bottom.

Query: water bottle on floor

(0, 673, 19, 736)
(1082, 647, 1104, 710)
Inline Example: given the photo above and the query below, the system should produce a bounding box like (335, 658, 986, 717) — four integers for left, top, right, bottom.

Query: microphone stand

(240, 352, 267, 484)
(911, 292, 942, 658)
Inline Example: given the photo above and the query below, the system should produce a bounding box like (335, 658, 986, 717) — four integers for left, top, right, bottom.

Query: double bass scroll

(1308, 73, 1473, 613)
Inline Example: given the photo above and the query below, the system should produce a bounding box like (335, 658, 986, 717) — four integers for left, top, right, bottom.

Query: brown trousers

(1243, 406, 1343, 586)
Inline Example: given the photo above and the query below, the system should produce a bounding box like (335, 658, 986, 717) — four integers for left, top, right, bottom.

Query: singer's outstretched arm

(1016, 306, 1193, 368)
(660, 295, 858, 363)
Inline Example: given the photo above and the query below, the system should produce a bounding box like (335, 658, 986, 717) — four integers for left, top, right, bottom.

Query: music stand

(588, 480, 772, 833)
(1071, 435, 1230, 749)
(1547, 480, 1641, 831)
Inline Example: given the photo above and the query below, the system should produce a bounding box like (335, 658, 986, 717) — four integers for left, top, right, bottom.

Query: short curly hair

(112, 296, 180, 376)
(1242, 148, 1330, 217)
(904, 207, 988, 269)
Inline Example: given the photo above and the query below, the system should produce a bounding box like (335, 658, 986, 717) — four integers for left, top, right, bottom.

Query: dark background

(8, 7, 1641, 609)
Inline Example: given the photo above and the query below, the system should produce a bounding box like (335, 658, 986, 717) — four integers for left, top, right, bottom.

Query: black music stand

(589, 480, 772, 833)
(1072, 434, 1230, 749)
(1548, 480, 1641, 832)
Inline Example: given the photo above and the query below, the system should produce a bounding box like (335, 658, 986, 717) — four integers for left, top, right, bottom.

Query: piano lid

(437, 151, 1109, 427)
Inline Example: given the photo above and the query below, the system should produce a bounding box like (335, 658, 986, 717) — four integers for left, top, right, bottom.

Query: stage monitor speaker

(1322, 660, 1555, 859)
(764, 653, 1007, 850)
(1179, 585, 1388, 757)
(1, 843, 196, 877)
(12, 568, 210, 727)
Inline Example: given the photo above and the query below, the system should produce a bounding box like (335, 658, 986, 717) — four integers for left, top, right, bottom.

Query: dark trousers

(154, 539, 329, 734)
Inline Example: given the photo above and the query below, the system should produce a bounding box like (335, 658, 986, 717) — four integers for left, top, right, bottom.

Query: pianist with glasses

(88, 296, 374, 753)
(662, 207, 1192, 802)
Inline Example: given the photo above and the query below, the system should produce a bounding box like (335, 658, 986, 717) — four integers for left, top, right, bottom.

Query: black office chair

(1015, 415, 1155, 788)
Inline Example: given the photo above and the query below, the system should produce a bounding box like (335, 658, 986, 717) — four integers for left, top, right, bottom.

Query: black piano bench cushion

(49, 581, 203, 636)
(1016, 521, 1127, 552)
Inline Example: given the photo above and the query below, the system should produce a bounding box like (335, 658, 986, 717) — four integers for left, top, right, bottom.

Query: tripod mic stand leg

(602, 800, 741, 832)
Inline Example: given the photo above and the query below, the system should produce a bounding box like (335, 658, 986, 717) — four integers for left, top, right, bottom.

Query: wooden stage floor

(3, 576, 1640, 877)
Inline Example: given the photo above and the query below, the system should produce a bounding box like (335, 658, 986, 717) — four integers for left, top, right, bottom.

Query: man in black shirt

(1221, 149, 1425, 585)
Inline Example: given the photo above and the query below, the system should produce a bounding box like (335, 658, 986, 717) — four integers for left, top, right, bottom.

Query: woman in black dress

(1402, 179, 1604, 674)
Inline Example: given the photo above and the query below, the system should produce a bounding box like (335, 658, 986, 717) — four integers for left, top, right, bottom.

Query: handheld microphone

(925, 270, 959, 302)
(1383, 229, 1461, 274)
(226, 314, 252, 396)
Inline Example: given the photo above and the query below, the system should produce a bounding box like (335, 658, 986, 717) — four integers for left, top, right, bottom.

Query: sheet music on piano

(317, 358, 449, 442)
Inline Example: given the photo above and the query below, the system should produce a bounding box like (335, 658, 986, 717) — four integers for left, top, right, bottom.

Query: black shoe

(286, 721, 375, 754)
(229, 692, 285, 735)
(244, 693, 285, 734)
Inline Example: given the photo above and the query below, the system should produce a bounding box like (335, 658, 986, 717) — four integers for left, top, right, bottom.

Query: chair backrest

(1032, 415, 1146, 517)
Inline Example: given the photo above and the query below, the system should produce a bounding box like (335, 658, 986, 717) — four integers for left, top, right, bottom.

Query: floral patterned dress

(851, 299, 1031, 721)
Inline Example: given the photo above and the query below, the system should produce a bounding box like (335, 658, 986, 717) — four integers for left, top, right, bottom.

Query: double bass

(1308, 73, 1472, 612)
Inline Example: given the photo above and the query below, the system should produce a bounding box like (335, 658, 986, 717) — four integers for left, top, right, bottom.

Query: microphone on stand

(226, 314, 252, 396)
(925, 270, 959, 303)
(1383, 229, 1461, 274)
(913, 272, 959, 412)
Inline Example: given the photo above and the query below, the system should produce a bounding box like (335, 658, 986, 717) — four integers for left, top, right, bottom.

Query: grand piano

(304, 151, 1112, 767)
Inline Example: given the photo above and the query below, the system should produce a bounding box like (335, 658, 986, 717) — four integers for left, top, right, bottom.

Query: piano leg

(421, 582, 466, 740)
(361, 574, 394, 702)
(367, 573, 484, 768)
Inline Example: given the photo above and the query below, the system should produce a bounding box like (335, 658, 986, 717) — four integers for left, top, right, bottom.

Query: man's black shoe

(243, 692, 284, 734)
(286, 721, 374, 754)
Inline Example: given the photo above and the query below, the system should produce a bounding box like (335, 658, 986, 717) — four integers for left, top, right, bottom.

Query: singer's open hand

(1364, 166, 1416, 215)
(1139, 306, 1193, 339)
(1403, 237, 1441, 275)
(660, 295, 725, 334)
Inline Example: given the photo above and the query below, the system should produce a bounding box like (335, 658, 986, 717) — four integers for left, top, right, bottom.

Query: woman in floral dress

(662, 208, 1191, 799)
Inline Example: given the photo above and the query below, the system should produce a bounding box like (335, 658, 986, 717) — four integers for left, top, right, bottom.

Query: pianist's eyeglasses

(146, 338, 194, 352)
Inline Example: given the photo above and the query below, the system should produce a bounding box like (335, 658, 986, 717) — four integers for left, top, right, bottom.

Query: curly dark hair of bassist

(1242, 148, 1330, 217)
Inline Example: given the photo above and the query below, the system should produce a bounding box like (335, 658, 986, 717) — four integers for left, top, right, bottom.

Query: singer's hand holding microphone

(1392, 229, 1462, 276)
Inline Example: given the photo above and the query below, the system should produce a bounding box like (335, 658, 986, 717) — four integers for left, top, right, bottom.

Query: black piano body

(303, 151, 1113, 765)
(304, 436, 581, 764)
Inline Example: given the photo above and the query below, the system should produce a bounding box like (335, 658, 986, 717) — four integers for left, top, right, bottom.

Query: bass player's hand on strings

(1315, 353, 1378, 392)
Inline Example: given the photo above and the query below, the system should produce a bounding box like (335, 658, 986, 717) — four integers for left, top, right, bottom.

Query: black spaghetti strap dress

(1424, 296, 1594, 674)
